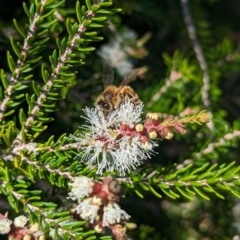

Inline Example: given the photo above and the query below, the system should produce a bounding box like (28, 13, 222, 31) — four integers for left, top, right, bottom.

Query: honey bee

(97, 64, 141, 116)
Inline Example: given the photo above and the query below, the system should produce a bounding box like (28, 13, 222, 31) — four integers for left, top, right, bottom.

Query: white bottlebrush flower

(14, 215, 28, 228)
(112, 136, 157, 176)
(116, 101, 143, 127)
(71, 102, 157, 175)
(102, 203, 130, 227)
(0, 218, 12, 234)
(68, 176, 93, 201)
(97, 41, 133, 77)
(74, 198, 100, 223)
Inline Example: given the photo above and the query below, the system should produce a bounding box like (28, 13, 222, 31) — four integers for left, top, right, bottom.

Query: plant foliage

(0, 0, 240, 239)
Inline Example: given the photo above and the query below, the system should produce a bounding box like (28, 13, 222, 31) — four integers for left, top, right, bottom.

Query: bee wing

(118, 68, 139, 88)
(102, 63, 114, 88)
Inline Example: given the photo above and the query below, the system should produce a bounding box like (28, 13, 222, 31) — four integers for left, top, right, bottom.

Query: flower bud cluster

(68, 176, 129, 240)
(143, 113, 187, 140)
(0, 213, 44, 240)
(71, 101, 210, 175)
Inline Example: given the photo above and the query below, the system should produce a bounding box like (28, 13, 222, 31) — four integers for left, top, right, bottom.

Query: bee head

(97, 100, 113, 113)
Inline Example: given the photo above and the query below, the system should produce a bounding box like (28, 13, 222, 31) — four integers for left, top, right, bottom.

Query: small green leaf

(45, 0, 64, 9)
(0, 86, 3, 99)
(50, 50, 58, 68)
(21, 74, 33, 81)
(86, 0, 91, 10)
(175, 163, 193, 175)
(25, 93, 34, 110)
(84, 36, 103, 41)
(36, 29, 49, 37)
(172, 181, 184, 187)
(23, 2, 33, 19)
(97, 9, 112, 14)
(26, 58, 42, 66)
(89, 23, 105, 28)
(158, 182, 170, 189)
(31, 126, 48, 132)
(66, 18, 73, 38)
(84, 20, 92, 27)
(176, 187, 193, 200)
(1, 70, 9, 89)
(82, 230, 95, 238)
(185, 188, 196, 196)
(216, 183, 230, 191)
(180, 175, 196, 181)
(100, 2, 113, 7)
(3, 133, 12, 146)
(28, 46, 41, 55)
(41, 64, 50, 83)
(77, 47, 95, 52)
(39, 19, 58, 28)
(149, 185, 162, 198)
(7, 51, 16, 73)
(58, 72, 75, 77)
(68, 161, 79, 172)
(131, 175, 140, 182)
(161, 188, 177, 199)
(10, 37, 21, 58)
(197, 172, 213, 180)
(56, 38, 64, 53)
(8, 194, 18, 212)
(230, 189, 240, 198)
(192, 186, 210, 200)
(8, 101, 22, 108)
(41, 103, 56, 108)
(192, 163, 209, 175)
(135, 189, 143, 198)
(76, 1, 82, 23)
(207, 163, 218, 172)
(232, 166, 240, 175)
(31, 202, 43, 207)
(13, 19, 26, 38)
(19, 108, 27, 125)
(41, 9, 55, 19)
(139, 183, 149, 191)
(164, 174, 176, 181)
(84, 31, 97, 37)
(3, 110, 15, 118)
(21, 64, 32, 73)
(189, 181, 203, 187)
(233, 180, 240, 186)
(32, 81, 41, 96)
(12, 93, 24, 99)
(38, 116, 54, 122)
(206, 177, 218, 184)
(27, 196, 41, 201)
(32, 38, 50, 46)
(222, 172, 234, 181)
(92, 16, 107, 22)
(111, 8, 122, 13)
(91, 5, 100, 13)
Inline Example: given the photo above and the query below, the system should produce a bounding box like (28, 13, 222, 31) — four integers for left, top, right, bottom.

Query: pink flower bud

(144, 117, 153, 127)
(91, 181, 102, 195)
(139, 134, 149, 144)
(174, 125, 186, 135)
(119, 124, 128, 131)
(161, 127, 173, 140)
